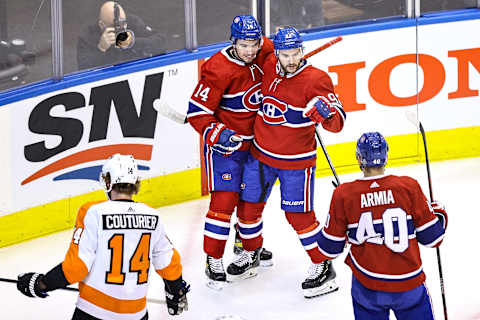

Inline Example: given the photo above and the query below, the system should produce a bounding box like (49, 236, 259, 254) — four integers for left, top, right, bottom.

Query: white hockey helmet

(100, 153, 139, 192)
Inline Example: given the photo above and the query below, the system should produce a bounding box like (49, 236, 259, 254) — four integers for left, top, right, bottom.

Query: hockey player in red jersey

(186, 15, 274, 290)
(227, 26, 346, 298)
(16, 154, 190, 319)
(317, 132, 448, 319)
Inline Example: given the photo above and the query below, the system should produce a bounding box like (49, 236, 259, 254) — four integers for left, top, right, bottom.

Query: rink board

(0, 11, 479, 247)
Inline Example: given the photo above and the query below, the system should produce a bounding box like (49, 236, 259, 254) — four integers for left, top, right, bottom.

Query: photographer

(76, 1, 166, 70)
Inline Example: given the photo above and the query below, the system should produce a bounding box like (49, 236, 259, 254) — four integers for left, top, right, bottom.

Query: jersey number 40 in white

(356, 208, 409, 253)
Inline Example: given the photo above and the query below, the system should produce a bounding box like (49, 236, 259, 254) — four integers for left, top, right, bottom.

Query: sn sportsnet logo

(21, 72, 164, 185)
(282, 200, 304, 206)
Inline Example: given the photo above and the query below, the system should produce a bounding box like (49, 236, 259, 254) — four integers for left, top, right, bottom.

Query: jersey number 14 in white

(193, 84, 211, 102)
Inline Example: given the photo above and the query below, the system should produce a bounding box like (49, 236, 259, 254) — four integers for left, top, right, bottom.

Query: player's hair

(102, 172, 140, 195)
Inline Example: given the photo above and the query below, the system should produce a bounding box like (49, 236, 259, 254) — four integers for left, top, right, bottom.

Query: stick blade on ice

(405, 110, 419, 129)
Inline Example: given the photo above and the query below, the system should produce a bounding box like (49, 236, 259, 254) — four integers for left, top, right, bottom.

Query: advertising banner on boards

(2, 18, 479, 217)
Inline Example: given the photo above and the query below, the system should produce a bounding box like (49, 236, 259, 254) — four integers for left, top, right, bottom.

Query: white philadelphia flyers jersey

(61, 200, 182, 320)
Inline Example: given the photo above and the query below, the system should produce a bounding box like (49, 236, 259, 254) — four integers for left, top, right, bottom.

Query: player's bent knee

(237, 201, 266, 221)
(210, 191, 239, 213)
(285, 211, 316, 231)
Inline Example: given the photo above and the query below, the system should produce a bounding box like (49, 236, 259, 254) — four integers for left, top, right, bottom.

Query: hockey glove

(164, 277, 190, 315)
(303, 96, 336, 124)
(204, 123, 243, 156)
(431, 201, 448, 230)
(17, 273, 48, 298)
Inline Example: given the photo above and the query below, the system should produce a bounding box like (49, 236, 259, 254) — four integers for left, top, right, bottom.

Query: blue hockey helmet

(230, 15, 262, 42)
(273, 26, 303, 51)
(356, 132, 389, 168)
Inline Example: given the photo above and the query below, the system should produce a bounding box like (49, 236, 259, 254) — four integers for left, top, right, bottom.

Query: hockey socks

(285, 211, 324, 263)
(203, 191, 238, 258)
(236, 201, 266, 251)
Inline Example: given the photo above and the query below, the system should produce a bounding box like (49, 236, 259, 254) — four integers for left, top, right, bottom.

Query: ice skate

(226, 248, 260, 282)
(302, 260, 339, 298)
(233, 223, 273, 267)
(206, 255, 227, 290)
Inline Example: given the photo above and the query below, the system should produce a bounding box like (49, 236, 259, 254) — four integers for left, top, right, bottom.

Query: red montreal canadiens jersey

(323, 175, 444, 292)
(252, 54, 345, 169)
(187, 37, 273, 151)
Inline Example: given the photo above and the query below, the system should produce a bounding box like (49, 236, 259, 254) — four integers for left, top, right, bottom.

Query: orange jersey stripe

(156, 248, 182, 281)
(78, 282, 146, 314)
(206, 210, 232, 221)
(63, 200, 106, 284)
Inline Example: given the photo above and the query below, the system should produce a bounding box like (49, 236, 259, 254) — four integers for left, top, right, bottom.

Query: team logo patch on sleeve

(222, 173, 232, 181)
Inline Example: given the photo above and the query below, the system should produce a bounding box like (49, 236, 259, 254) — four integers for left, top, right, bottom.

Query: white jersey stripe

(349, 251, 423, 280)
(204, 230, 230, 240)
(253, 139, 316, 160)
(189, 99, 214, 114)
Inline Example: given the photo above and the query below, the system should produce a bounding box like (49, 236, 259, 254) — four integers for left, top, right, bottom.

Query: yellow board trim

(1, 126, 479, 247)
(315, 126, 480, 177)
(0, 169, 202, 248)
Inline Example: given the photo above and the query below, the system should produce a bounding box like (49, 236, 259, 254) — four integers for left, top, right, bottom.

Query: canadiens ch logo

(21, 72, 164, 185)
(242, 83, 263, 111)
(261, 96, 288, 125)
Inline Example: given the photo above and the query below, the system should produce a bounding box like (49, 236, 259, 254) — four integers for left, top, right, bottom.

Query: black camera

(114, 2, 134, 48)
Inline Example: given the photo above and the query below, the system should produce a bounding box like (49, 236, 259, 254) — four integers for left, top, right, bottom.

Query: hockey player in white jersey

(16, 154, 190, 320)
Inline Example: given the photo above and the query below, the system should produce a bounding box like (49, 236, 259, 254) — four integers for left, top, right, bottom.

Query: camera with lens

(114, 2, 135, 49)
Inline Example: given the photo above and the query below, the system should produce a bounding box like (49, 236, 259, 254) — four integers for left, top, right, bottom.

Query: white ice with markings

(1, 158, 479, 320)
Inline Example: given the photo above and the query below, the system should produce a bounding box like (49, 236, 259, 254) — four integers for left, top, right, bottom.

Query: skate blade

(303, 280, 339, 298)
(206, 278, 227, 291)
(226, 268, 258, 282)
(260, 259, 273, 267)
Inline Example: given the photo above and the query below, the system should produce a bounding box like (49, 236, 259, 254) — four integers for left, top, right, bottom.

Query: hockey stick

(315, 126, 340, 187)
(405, 111, 448, 320)
(153, 98, 188, 124)
(304, 36, 343, 59)
(154, 37, 343, 125)
(0, 277, 165, 304)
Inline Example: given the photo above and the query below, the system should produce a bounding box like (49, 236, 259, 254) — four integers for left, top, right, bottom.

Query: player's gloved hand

(164, 278, 190, 315)
(98, 27, 116, 52)
(431, 201, 448, 230)
(17, 273, 48, 298)
(204, 123, 243, 156)
(303, 96, 336, 124)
